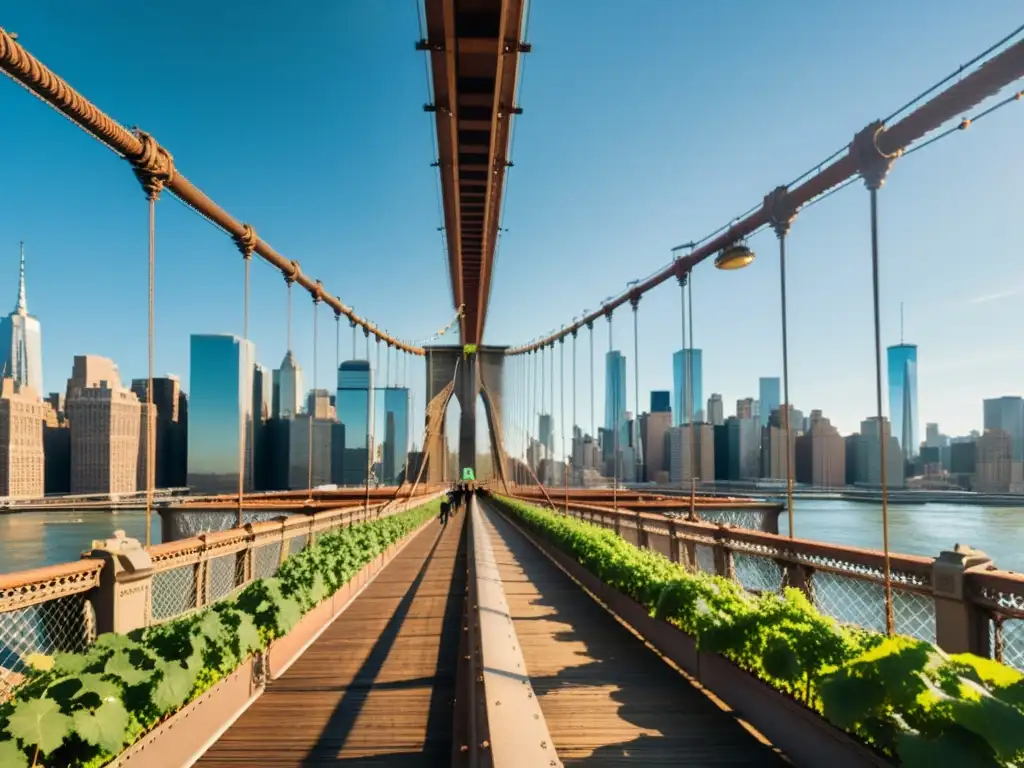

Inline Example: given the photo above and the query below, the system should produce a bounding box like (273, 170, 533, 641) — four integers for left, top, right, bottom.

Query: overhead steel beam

(424, 0, 527, 346)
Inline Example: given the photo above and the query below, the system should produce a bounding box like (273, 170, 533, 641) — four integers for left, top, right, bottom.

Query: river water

(0, 509, 160, 576)
(778, 499, 1024, 573)
(0, 499, 1021, 576)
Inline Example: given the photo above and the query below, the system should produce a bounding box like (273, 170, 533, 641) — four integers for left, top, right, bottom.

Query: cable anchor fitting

(284, 259, 300, 286)
(130, 130, 176, 202)
(763, 186, 798, 240)
(234, 223, 258, 260)
(850, 120, 902, 192)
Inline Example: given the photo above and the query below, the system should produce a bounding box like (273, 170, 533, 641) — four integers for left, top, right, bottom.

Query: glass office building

(337, 360, 373, 484)
(672, 349, 703, 426)
(650, 390, 671, 414)
(983, 396, 1024, 460)
(380, 387, 409, 484)
(886, 344, 918, 459)
(604, 351, 627, 437)
(187, 334, 255, 493)
(759, 377, 781, 427)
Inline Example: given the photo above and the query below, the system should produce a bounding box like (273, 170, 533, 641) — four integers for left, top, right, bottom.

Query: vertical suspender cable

(309, 298, 318, 500)
(608, 313, 617, 512)
(589, 323, 595, 444)
(571, 330, 577, 487)
(145, 194, 156, 548)
(869, 186, 896, 637)
(631, 296, 643, 544)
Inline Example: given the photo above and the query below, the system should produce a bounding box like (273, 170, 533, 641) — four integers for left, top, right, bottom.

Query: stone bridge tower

(423, 345, 507, 484)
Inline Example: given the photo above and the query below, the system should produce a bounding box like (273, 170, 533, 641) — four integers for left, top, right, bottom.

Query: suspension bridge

(1, 4, 1024, 766)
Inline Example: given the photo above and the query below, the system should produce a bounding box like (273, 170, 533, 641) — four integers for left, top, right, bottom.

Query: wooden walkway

(197, 510, 466, 766)
(477, 500, 787, 766)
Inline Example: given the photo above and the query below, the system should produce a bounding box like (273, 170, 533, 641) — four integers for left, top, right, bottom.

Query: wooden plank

(196, 512, 466, 766)
(477, 502, 785, 765)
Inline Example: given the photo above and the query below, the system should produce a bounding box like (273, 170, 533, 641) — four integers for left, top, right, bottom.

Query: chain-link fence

(253, 542, 283, 580)
(806, 571, 935, 643)
(694, 544, 716, 575)
(151, 564, 199, 623)
(0, 593, 96, 700)
(732, 552, 784, 595)
(699, 508, 771, 532)
(207, 553, 244, 604)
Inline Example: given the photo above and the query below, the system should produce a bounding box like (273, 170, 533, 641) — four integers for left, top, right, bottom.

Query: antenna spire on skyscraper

(15, 241, 27, 315)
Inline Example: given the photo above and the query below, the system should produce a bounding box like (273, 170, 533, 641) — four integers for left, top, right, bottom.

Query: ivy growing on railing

(495, 495, 1024, 767)
(463, 343, 477, 358)
(0, 501, 439, 768)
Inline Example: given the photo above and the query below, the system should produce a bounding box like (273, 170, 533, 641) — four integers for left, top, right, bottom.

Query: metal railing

(0, 561, 102, 700)
(0, 492, 440, 700)
(502, 493, 1024, 669)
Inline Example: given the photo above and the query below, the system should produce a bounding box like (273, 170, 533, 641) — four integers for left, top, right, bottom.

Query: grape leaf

(104, 651, 152, 686)
(151, 661, 195, 713)
(6, 697, 72, 756)
(73, 673, 121, 702)
(0, 741, 29, 768)
(896, 728, 1001, 767)
(72, 698, 130, 754)
(23, 653, 53, 672)
(93, 633, 137, 653)
(276, 598, 303, 635)
(948, 689, 1024, 761)
(53, 651, 89, 675)
(235, 612, 262, 656)
(197, 611, 225, 641)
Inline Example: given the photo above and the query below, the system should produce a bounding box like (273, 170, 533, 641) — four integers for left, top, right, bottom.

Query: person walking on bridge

(439, 493, 451, 525)
(450, 484, 464, 515)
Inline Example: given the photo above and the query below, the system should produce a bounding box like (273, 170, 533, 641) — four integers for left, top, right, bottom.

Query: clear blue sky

(1, 2, 1022, 454)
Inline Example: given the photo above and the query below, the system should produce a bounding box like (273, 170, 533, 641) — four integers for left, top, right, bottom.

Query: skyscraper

(707, 393, 724, 426)
(604, 351, 627, 434)
(983, 396, 1024, 461)
(276, 351, 303, 418)
(650, 391, 670, 414)
(187, 334, 255, 493)
(887, 343, 918, 459)
(66, 355, 141, 494)
(0, 377, 44, 498)
(758, 377, 781, 428)
(672, 349, 702, 426)
(0, 243, 43, 397)
(337, 361, 373, 484)
(381, 387, 409, 484)
(538, 413, 554, 457)
(131, 376, 187, 488)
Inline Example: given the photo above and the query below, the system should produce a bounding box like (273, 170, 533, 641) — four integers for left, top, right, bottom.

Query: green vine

(494, 495, 1024, 767)
(0, 501, 439, 767)
(463, 344, 477, 358)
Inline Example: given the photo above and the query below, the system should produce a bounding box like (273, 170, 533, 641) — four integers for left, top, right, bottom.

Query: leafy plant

(0, 499, 438, 767)
(492, 494, 1024, 768)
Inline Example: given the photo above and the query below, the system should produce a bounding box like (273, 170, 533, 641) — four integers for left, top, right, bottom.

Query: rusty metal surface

(476, 500, 784, 765)
(423, 0, 527, 344)
(196, 512, 466, 766)
(468, 497, 560, 767)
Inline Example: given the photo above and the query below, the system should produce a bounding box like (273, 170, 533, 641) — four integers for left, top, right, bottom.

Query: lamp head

(715, 242, 756, 270)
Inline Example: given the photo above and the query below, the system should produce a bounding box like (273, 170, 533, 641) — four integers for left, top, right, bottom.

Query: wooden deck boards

(196, 512, 466, 766)
(478, 501, 786, 766)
